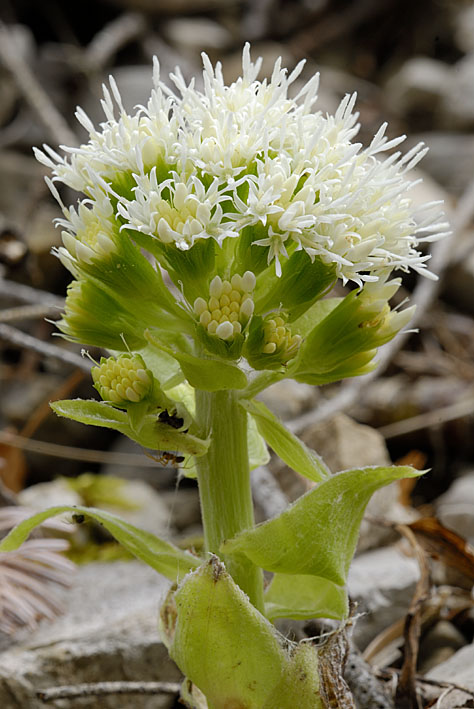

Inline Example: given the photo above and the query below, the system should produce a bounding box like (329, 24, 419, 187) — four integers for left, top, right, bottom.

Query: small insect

(146, 451, 185, 467)
(72, 513, 85, 524)
(158, 410, 185, 430)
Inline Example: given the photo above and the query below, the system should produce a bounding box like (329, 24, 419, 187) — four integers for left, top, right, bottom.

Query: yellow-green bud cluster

(92, 355, 152, 404)
(193, 272, 256, 341)
(262, 316, 302, 361)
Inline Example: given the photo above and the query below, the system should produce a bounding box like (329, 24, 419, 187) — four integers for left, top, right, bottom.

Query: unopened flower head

(92, 354, 153, 405)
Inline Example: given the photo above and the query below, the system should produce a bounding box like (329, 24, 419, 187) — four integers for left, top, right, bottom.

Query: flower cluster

(36, 44, 448, 288)
(36, 46, 448, 381)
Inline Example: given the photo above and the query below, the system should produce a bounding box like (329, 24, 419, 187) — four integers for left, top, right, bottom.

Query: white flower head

(38, 44, 448, 286)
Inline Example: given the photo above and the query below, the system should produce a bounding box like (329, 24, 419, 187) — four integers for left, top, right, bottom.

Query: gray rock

(258, 379, 317, 421)
(18, 479, 82, 509)
(454, 3, 474, 52)
(385, 57, 452, 117)
(162, 17, 232, 52)
(0, 561, 178, 708)
(418, 621, 466, 674)
(427, 643, 474, 706)
(436, 471, 474, 545)
(407, 133, 474, 196)
(301, 413, 408, 551)
(441, 54, 474, 129)
(348, 545, 420, 650)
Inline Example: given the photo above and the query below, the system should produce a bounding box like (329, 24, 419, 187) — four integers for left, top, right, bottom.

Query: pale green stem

(194, 388, 264, 612)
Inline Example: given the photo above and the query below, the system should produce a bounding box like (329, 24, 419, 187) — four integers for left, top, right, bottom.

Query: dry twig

(0, 429, 163, 467)
(85, 13, 147, 72)
(0, 21, 77, 146)
(0, 323, 89, 371)
(36, 681, 181, 703)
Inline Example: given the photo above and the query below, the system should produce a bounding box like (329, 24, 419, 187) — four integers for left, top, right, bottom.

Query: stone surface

(300, 413, 411, 551)
(0, 561, 178, 708)
(347, 545, 420, 650)
(418, 621, 466, 674)
(385, 57, 451, 117)
(436, 470, 474, 545)
(162, 17, 232, 51)
(426, 643, 474, 707)
(408, 133, 474, 196)
(258, 379, 317, 421)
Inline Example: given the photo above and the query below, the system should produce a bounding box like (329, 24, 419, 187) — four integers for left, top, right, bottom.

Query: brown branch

(0, 279, 65, 309)
(378, 390, 474, 439)
(0, 323, 90, 371)
(0, 304, 58, 323)
(394, 525, 431, 709)
(0, 429, 162, 467)
(37, 681, 180, 703)
(85, 13, 147, 72)
(0, 21, 77, 146)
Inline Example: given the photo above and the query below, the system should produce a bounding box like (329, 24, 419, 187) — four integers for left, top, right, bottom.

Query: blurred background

(0, 2, 474, 701)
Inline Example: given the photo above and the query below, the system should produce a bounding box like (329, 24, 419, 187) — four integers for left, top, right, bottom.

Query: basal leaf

(222, 465, 424, 586)
(166, 556, 286, 708)
(0, 505, 198, 582)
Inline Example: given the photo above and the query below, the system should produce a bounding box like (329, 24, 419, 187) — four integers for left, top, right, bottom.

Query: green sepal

(79, 226, 183, 322)
(288, 289, 396, 384)
(221, 465, 424, 586)
(58, 278, 147, 350)
(264, 573, 348, 622)
(126, 400, 150, 434)
(0, 505, 199, 582)
(240, 399, 330, 483)
(157, 238, 216, 304)
(146, 330, 247, 391)
(51, 399, 209, 457)
(254, 251, 336, 321)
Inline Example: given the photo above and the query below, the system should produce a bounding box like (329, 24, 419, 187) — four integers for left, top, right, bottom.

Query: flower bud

(92, 354, 153, 405)
(193, 271, 256, 357)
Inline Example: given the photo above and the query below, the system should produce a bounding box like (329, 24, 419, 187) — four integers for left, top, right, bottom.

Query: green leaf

(146, 329, 247, 391)
(0, 505, 198, 582)
(51, 399, 209, 457)
(240, 399, 330, 482)
(166, 557, 286, 708)
(162, 557, 324, 708)
(264, 573, 348, 622)
(222, 465, 424, 586)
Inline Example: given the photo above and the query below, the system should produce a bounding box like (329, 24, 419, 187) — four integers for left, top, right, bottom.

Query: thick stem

(194, 388, 264, 612)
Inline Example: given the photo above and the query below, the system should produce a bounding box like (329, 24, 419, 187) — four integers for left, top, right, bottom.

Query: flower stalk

(194, 387, 264, 612)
